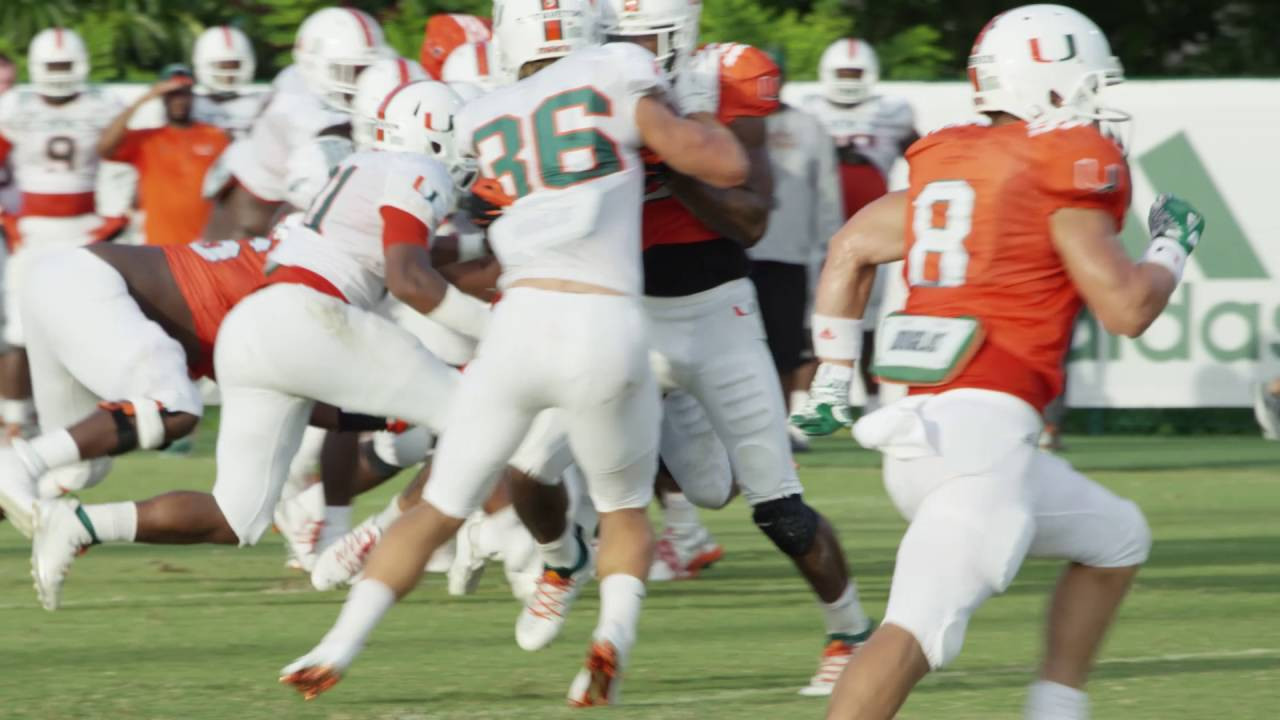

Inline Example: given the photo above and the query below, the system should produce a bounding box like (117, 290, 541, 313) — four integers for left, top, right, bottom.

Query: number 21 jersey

(456, 43, 665, 295)
(900, 120, 1130, 411)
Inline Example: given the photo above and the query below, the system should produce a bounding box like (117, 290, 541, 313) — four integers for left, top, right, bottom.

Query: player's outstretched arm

(635, 96, 748, 190)
(384, 242, 489, 340)
(663, 115, 773, 247)
(792, 191, 907, 436)
(1052, 194, 1204, 338)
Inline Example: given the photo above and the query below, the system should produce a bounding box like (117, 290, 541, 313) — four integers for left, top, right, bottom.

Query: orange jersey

(642, 43, 780, 250)
(900, 120, 1130, 411)
(111, 124, 231, 246)
(419, 14, 492, 80)
(163, 237, 272, 378)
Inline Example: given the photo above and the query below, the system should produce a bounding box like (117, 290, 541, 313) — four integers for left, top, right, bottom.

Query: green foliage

(701, 0, 856, 80)
(875, 24, 952, 81)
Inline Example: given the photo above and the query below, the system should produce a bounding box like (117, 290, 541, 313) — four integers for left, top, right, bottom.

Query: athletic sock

(539, 523, 586, 575)
(2, 398, 34, 428)
(1025, 680, 1088, 720)
(12, 430, 80, 478)
(81, 502, 138, 544)
(595, 573, 645, 651)
(662, 491, 702, 535)
(318, 505, 353, 548)
(822, 582, 872, 640)
(321, 578, 396, 654)
(476, 505, 521, 559)
(374, 495, 404, 529)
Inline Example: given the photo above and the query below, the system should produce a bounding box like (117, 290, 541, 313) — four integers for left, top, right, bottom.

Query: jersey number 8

(908, 180, 974, 288)
(473, 87, 621, 199)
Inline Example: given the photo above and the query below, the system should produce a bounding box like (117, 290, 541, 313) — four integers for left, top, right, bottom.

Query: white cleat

(447, 512, 489, 596)
(31, 498, 93, 611)
(648, 526, 724, 582)
(1255, 383, 1280, 441)
(279, 638, 361, 701)
(797, 631, 871, 696)
(274, 483, 325, 572)
(310, 515, 384, 592)
(567, 640, 624, 707)
(516, 537, 592, 651)
(0, 447, 37, 537)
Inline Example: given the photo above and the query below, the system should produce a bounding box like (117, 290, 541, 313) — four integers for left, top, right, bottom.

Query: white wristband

(1142, 237, 1187, 283)
(811, 314, 863, 361)
(426, 285, 490, 340)
(456, 231, 487, 262)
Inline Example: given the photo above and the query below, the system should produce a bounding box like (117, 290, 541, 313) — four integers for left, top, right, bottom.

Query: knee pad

(752, 494, 819, 557)
(99, 398, 169, 454)
(371, 426, 434, 470)
(1098, 499, 1152, 568)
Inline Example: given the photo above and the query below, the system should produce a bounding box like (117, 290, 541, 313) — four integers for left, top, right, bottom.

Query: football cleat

(447, 512, 489, 596)
(280, 640, 359, 701)
(274, 482, 325, 572)
(310, 514, 384, 591)
(516, 565, 588, 651)
(31, 498, 93, 611)
(0, 447, 37, 537)
(797, 631, 871, 696)
(648, 526, 723, 582)
(567, 641, 622, 707)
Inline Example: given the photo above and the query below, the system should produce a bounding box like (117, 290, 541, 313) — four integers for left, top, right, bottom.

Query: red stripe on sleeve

(380, 205, 431, 250)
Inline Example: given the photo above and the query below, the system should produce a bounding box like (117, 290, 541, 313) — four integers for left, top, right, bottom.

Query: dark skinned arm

(437, 254, 501, 303)
(664, 115, 773, 248)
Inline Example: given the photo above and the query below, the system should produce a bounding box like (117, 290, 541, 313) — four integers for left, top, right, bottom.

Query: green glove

(1148, 193, 1205, 254)
(790, 363, 855, 437)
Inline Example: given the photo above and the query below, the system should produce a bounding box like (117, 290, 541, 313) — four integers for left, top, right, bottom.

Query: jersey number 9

(45, 136, 77, 171)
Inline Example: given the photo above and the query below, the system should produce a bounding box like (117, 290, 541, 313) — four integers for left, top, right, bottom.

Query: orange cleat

(280, 665, 343, 701)
(567, 641, 620, 707)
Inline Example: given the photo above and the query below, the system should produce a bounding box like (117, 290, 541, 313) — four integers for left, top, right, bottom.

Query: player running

(789, 6, 1204, 718)
(504, 0, 880, 696)
(29, 80, 491, 612)
(279, 0, 748, 705)
(0, 28, 125, 440)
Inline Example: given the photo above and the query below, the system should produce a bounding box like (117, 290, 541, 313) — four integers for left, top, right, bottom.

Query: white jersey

(0, 86, 121, 197)
(284, 135, 355, 210)
(224, 74, 348, 203)
(192, 90, 269, 138)
(457, 44, 664, 295)
(268, 149, 455, 309)
(802, 94, 915, 180)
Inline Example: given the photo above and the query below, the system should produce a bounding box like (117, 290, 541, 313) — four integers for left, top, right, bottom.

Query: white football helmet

(818, 38, 879, 105)
(193, 26, 255, 93)
(373, 80, 475, 190)
(493, 0, 600, 84)
(600, 0, 699, 79)
(441, 41, 499, 90)
(352, 56, 429, 150)
(968, 4, 1126, 126)
(28, 28, 90, 98)
(294, 7, 390, 112)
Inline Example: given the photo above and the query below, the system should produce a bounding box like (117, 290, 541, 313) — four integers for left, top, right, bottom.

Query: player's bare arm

(813, 190, 909, 344)
(437, 255, 500, 303)
(384, 241, 489, 339)
(663, 115, 772, 246)
(634, 97, 748, 189)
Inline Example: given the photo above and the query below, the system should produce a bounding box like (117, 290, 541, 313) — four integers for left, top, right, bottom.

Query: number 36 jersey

(900, 120, 1130, 411)
(0, 87, 121, 198)
(456, 43, 666, 295)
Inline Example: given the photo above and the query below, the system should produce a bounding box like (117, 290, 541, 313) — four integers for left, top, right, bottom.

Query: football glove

(789, 363, 855, 437)
(1148, 193, 1205, 254)
(461, 178, 515, 228)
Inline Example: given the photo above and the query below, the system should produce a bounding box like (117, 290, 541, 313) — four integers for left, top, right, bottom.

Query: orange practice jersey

(111, 124, 231, 246)
(163, 238, 271, 378)
(642, 42, 781, 249)
(900, 120, 1130, 411)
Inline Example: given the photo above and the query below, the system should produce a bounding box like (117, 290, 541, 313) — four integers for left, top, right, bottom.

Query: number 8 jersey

(456, 43, 667, 295)
(900, 120, 1130, 411)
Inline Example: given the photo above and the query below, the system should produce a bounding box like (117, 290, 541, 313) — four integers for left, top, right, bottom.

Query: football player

(214, 8, 386, 238)
(792, 6, 1203, 718)
(505, 0, 880, 696)
(441, 41, 499, 90)
(279, 0, 748, 704)
(191, 26, 267, 138)
(0, 28, 126, 440)
(29, 80, 491, 613)
(419, 13, 492, 80)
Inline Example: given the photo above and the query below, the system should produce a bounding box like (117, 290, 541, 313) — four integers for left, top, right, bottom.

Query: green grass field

(1, 430, 1277, 719)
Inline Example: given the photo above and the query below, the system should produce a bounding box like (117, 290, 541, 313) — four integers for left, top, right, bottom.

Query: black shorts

(749, 260, 809, 374)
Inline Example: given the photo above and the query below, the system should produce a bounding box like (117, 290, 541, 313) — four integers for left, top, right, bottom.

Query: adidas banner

(784, 79, 1278, 408)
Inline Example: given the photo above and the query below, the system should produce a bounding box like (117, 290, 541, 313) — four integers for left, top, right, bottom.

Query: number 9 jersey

(0, 87, 121, 199)
(899, 120, 1130, 411)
